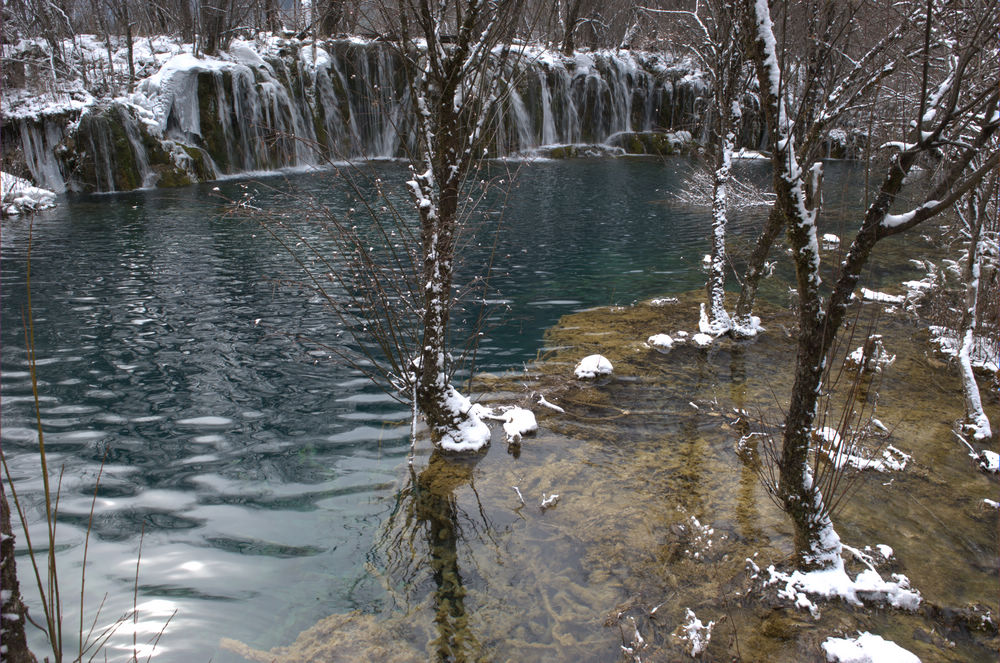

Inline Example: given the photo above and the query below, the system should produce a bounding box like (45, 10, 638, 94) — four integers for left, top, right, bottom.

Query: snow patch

(437, 387, 491, 452)
(766, 556, 921, 617)
(692, 333, 714, 347)
(649, 297, 679, 306)
(732, 315, 765, 337)
(845, 336, 895, 372)
(822, 632, 920, 663)
(477, 404, 538, 444)
(820, 428, 910, 472)
(929, 326, 998, 373)
(574, 354, 613, 379)
(859, 288, 904, 304)
(677, 608, 714, 657)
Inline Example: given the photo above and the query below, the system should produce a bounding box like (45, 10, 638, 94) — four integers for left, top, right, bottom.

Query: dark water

(4, 157, 991, 662)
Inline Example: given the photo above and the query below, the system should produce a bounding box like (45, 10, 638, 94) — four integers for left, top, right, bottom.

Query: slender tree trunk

(706, 127, 734, 334)
(263, 0, 279, 32)
(319, 0, 344, 37)
(561, 0, 583, 55)
(745, 0, 838, 566)
(732, 204, 782, 335)
(200, 0, 226, 55)
(957, 182, 993, 440)
(1, 484, 36, 663)
(415, 169, 466, 443)
(180, 0, 195, 43)
(124, 3, 134, 92)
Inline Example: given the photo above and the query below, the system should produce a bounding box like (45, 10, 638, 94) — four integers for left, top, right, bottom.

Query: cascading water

(7, 39, 731, 193)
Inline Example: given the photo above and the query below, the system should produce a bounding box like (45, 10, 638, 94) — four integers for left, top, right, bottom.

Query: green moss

(181, 145, 214, 181)
(196, 70, 232, 172)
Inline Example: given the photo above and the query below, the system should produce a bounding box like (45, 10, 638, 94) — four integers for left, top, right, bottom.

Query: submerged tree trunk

(414, 454, 479, 659)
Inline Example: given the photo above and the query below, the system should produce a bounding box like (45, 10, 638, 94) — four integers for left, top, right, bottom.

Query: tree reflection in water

(376, 452, 492, 662)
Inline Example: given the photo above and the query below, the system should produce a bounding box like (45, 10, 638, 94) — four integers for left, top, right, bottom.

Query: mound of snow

(648, 334, 675, 350)
(437, 387, 491, 452)
(692, 333, 714, 347)
(574, 354, 613, 379)
(2, 172, 57, 215)
(822, 632, 919, 663)
(649, 297, 679, 306)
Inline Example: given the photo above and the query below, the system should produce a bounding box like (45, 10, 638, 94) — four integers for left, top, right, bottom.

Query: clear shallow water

(3, 158, 994, 662)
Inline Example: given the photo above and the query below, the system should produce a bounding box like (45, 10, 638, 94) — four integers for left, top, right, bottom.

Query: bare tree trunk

(264, 0, 279, 33)
(180, 0, 195, 43)
(746, 0, 999, 565)
(732, 205, 781, 334)
(319, 0, 344, 37)
(561, 0, 583, 55)
(401, 0, 524, 452)
(123, 0, 134, 91)
(200, 0, 226, 55)
(956, 174, 995, 441)
(706, 126, 734, 334)
(1, 484, 37, 663)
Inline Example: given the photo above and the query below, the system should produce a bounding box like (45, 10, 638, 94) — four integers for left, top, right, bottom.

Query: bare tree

(391, 0, 527, 452)
(744, 0, 999, 565)
(730, 0, 914, 335)
(645, 0, 751, 336)
(953, 166, 997, 441)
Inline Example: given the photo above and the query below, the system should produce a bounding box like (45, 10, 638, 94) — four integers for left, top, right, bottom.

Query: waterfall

(538, 69, 557, 146)
(119, 107, 155, 188)
(7, 40, 736, 193)
(18, 119, 67, 193)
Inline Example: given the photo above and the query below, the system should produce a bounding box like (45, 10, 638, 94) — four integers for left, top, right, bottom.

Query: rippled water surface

(2, 158, 995, 662)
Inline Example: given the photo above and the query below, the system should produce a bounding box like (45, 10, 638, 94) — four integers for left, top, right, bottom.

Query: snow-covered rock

(647, 333, 675, 350)
(494, 406, 538, 443)
(2, 172, 56, 215)
(574, 354, 613, 379)
(692, 333, 714, 347)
